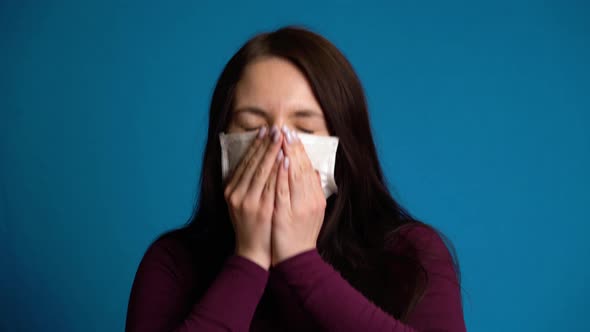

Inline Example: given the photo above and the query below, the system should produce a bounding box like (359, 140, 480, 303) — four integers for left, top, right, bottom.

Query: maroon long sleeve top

(126, 225, 466, 331)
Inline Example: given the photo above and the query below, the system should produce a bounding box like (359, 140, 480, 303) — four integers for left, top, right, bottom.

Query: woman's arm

(271, 226, 466, 332)
(126, 237, 268, 332)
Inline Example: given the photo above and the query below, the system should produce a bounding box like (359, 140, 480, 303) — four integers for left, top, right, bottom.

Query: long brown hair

(182, 26, 460, 321)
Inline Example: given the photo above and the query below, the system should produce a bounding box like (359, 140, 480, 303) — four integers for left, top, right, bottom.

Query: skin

(223, 56, 329, 270)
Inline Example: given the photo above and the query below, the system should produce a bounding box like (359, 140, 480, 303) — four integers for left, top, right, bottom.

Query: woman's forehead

(234, 57, 323, 116)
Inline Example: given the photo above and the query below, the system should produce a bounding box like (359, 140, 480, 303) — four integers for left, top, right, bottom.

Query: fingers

(225, 127, 268, 196)
(261, 149, 282, 205)
(281, 126, 314, 201)
(275, 151, 291, 210)
(247, 126, 283, 198)
(281, 125, 312, 171)
(232, 126, 279, 199)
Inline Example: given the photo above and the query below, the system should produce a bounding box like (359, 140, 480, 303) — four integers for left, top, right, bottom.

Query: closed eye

(243, 126, 313, 134)
(243, 126, 261, 132)
(296, 127, 314, 134)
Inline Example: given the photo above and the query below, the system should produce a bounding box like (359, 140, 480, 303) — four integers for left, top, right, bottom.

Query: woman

(126, 26, 466, 332)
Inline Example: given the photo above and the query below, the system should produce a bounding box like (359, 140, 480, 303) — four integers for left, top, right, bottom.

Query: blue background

(1, 1, 588, 331)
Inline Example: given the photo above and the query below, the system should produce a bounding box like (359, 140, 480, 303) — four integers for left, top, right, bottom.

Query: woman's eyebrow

(290, 110, 324, 118)
(234, 107, 324, 119)
(233, 107, 269, 119)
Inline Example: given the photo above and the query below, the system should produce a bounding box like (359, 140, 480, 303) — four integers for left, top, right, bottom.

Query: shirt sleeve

(126, 237, 269, 332)
(271, 227, 466, 332)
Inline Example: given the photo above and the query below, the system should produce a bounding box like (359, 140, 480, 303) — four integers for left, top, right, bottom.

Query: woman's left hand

(271, 126, 327, 266)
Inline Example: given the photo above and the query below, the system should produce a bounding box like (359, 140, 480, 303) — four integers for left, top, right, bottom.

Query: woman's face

(226, 56, 329, 136)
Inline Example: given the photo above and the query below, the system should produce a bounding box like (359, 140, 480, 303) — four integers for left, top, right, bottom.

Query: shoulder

(401, 223, 445, 247)
(138, 228, 196, 282)
(146, 228, 193, 261)
(127, 229, 202, 331)
(388, 225, 465, 329)
(386, 223, 458, 271)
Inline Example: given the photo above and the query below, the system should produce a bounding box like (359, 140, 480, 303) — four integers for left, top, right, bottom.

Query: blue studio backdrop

(1, 1, 588, 331)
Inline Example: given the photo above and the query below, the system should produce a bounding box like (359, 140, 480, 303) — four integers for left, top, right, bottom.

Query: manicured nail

(277, 149, 284, 162)
(292, 130, 299, 142)
(257, 126, 267, 139)
(283, 156, 290, 170)
(283, 127, 293, 144)
(271, 125, 279, 142)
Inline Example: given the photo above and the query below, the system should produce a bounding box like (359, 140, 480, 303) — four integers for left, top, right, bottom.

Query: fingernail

(292, 130, 299, 142)
(271, 125, 279, 142)
(257, 126, 267, 139)
(283, 156, 290, 170)
(287, 131, 293, 144)
(281, 125, 296, 144)
(277, 149, 284, 162)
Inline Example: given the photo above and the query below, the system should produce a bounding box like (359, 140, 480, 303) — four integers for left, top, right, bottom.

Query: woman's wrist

(235, 248, 271, 271)
(272, 245, 316, 266)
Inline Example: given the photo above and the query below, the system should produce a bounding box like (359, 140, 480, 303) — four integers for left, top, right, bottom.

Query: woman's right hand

(223, 125, 283, 270)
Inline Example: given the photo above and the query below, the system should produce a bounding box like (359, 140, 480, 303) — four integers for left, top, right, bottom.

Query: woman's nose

(269, 119, 288, 131)
(270, 123, 294, 137)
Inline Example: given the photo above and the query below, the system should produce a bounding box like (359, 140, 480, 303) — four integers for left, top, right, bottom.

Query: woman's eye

(242, 126, 262, 132)
(242, 125, 313, 134)
(296, 127, 314, 134)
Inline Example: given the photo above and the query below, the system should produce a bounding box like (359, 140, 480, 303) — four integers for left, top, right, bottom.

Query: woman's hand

(271, 126, 327, 266)
(224, 126, 283, 270)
